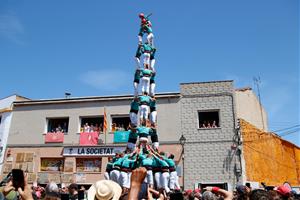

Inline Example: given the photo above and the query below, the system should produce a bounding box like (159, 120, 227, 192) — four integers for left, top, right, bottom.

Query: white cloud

(0, 11, 24, 44)
(79, 69, 131, 91)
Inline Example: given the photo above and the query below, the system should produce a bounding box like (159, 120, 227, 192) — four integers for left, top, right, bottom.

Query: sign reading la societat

(63, 146, 125, 156)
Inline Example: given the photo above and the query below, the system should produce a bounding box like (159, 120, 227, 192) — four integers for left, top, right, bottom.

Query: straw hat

(88, 180, 122, 200)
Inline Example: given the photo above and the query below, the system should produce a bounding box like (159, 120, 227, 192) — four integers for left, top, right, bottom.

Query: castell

(104, 13, 180, 196)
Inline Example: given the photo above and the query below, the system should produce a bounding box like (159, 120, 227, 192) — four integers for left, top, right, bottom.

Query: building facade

(1, 80, 278, 189)
(0, 95, 29, 172)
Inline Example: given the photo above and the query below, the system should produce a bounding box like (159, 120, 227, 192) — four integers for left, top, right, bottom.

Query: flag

(113, 131, 130, 143)
(103, 107, 107, 133)
(79, 132, 99, 145)
(45, 132, 64, 143)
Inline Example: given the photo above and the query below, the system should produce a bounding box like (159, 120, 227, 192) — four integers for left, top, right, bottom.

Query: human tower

(104, 13, 180, 195)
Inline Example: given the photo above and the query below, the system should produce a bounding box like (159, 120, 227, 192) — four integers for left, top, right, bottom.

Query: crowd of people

(80, 123, 103, 133)
(50, 123, 68, 133)
(0, 167, 299, 200)
(200, 121, 219, 129)
(111, 123, 130, 132)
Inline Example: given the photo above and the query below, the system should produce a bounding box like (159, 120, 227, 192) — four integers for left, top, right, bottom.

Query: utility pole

(253, 76, 265, 130)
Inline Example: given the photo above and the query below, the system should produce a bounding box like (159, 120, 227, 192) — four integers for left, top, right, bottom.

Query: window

(198, 110, 220, 128)
(111, 115, 130, 132)
(47, 118, 69, 133)
(40, 158, 64, 172)
(80, 116, 104, 133)
(76, 158, 101, 172)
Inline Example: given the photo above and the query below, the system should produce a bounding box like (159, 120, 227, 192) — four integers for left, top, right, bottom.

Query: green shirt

(154, 156, 169, 168)
(141, 69, 152, 76)
(128, 130, 138, 140)
(113, 157, 124, 167)
(137, 126, 152, 138)
(130, 100, 139, 111)
(121, 156, 136, 168)
(150, 99, 156, 109)
(106, 162, 113, 171)
(139, 95, 151, 105)
(134, 69, 141, 80)
(142, 43, 153, 52)
(150, 73, 156, 81)
(142, 157, 153, 167)
(164, 158, 175, 168)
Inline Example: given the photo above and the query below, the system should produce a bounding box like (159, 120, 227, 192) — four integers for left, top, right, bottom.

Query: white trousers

(169, 171, 180, 190)
(150, 83, 155, 97)
(133, 82, 139, 97)
(104, 172, 110, 180)
(143, 53, 150, 65)
(147, 33, 154, 46)
(161, 172, 170, 193)
(141, 76, 150, 94)
(130, 112, 138, 126)
(140, 105, 149, 120)
(144, 170, 154, 185)
(134, 57, 141, 69)
(110, 170, 120, 184)
(150, 111, 157, 124)
(150, 59, 156, 72)
(154, 172, 162, 189)
(120, 171, 131, 188)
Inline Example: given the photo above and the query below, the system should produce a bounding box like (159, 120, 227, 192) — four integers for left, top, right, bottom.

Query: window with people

(198, 110, 220, 129)
(40, 158, 64, 172)
(111, 115, 131, 132)
(80, 116, 104, 133)
(47, 118, 69, 133)
(76, 158, 102, 172)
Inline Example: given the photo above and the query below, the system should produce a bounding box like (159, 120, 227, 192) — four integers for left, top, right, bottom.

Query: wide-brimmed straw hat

(88, 180, 122, 200)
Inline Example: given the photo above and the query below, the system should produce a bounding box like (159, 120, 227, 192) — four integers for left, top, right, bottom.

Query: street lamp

(179, 134, 186, 190)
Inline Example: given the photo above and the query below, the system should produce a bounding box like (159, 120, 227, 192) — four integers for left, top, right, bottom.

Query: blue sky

(0, 0, 299, 146)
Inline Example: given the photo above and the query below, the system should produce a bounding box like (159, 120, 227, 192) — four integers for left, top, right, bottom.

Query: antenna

(65, 92, 71, 99)
(253, 76, 265, 130)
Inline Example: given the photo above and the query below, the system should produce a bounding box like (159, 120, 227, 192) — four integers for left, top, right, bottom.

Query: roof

(0, 94, 30, 101)
(180, 80, 234, 85)
(13, 92, 181, 106)
(235, 87, 252, 92)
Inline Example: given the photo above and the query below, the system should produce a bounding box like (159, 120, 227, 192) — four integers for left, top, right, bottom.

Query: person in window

(94, 123, 100, 133)
(84, 123, 90, 132)
(99, 123, 103, 133)
(202, 121, 207, 128)
(112, 123, 116, 132)
(212, 120, 218, 128)
(62, 122, 67, 133)
(207, 122, 211, 128)
(90, 123, 95, 132)
(55, 124, 62, 133)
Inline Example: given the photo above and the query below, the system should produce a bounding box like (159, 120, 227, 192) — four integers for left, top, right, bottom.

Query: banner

(113, 131, 129, 143)
(63, 146, 125, 157)
(79, 132, 99, 145)
(103, 108, 107, 133)
(45, 132, 64, 143)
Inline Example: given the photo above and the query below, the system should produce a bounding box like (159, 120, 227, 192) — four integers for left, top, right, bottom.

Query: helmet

(141, 18, 147, 24)
(139, 13, 145, 18)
